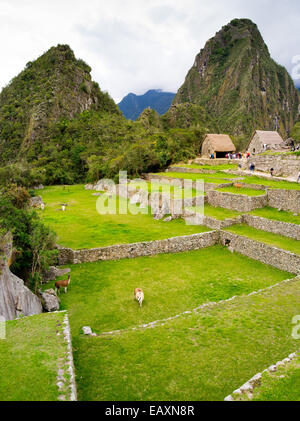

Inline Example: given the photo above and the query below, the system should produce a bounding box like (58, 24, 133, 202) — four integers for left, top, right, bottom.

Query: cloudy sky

(0, 0, 299, 102)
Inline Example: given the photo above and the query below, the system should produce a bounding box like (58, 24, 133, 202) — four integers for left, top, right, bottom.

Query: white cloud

(0, 0, 299, 103)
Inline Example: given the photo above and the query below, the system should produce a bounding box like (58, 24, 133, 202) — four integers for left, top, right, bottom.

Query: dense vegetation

(0, 45, 211, 187)
(0, 185, 56, 290)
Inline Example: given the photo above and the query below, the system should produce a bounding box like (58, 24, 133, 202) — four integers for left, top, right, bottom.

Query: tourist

(249, 163, 255, 174)
(270, 168, 274, 177)
(297, 170, 300, 183)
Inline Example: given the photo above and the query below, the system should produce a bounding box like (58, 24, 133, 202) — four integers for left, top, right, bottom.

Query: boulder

(38, 288, 59, 312)
(42, 266, 71, 283)
(30, 195, 44, 208)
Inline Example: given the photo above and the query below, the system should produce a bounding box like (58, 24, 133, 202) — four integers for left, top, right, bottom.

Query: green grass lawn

(250, 207, 300, 225)
(73, 276, 300, 400)
(216, 186, 266, 196)
(43, 245, 295, 400)
(39, 185, 210, 249)
(152, 171, 238, 182)
(0, 312, 67, 401)
(224, 224, 300, 255)
(242, 175, 300, 191)
(187, 204, 243, 220)
(234, 352, 300, 401)
(172, 163, 238, 171)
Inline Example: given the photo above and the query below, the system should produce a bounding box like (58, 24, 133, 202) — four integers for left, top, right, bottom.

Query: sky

(0, 0, 299, 103)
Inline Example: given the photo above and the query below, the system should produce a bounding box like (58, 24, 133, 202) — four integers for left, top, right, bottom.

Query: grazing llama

(134, 288, 144, 307)
(233, 183, 243, 190)
(55, 274, 71, 294)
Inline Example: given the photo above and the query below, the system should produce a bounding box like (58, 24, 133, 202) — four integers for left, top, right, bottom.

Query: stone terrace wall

(243, 214, 300, 240)
(58, 231, 219, 265)
(219, 231, 300, 274)
(184, 209, 243, 229)
(267, 189, 300, 214)
(207, 190, 268, 212)
(242, 154, 300, 178)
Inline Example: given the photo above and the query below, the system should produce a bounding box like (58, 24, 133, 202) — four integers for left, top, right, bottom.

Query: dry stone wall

(243, 214, 300, 240)
(267, 189, 300, 214)
(207, 190, 268, 212)
(242, 154, 300, 178)
(219, 231, 300, 274)
(58, 231, 219, 265)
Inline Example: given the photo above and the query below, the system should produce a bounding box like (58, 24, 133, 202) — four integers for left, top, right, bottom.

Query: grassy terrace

(153, 171, 238, 182)
(45, 245, 295, 400)
(71, 275, 299, 400)
(250, 207, 300, 225)
(172, 163, 238, 171)
(241, 175, 300, 190)
(225, 224, 300, 255)
(0, 312, 66, 401)
(234, 353, 300, 401)
(40, 185, 210, 249)
(187, 204, 242, 220)
(216, 186, 266, 196)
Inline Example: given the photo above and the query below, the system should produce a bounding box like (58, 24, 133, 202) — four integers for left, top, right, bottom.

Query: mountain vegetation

(118, 89, 175, 120)
(173, 18, 300, 141)
(0, 20, 299, 188)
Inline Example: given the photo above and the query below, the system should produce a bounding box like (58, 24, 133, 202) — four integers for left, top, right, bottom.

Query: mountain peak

(118, 89, 175, 120)
(173, 19, 299, 137)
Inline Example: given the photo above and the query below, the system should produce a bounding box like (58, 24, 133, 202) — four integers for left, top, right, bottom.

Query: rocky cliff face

(0, 233, 42, 321)
(173, 18, 300, 138)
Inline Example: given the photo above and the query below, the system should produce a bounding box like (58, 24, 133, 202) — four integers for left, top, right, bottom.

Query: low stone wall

(267, 189, 300, 214)
(58, 231, 219, 265)
(242, 154, 300, 178)
(243, 214, 300, 240)
(219, 231, 300, 274)
(184, 209, 242, 229)
(207, 190, 268, 212)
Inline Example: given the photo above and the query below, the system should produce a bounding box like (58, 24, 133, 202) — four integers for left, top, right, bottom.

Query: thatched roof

(254, 130, 284, 145)
(203, 134, 236, 152)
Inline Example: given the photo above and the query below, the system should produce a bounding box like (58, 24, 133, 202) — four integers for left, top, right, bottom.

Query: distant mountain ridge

(118, 89, 175, 120)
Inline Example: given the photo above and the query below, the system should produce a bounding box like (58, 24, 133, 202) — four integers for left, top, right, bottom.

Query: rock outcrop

(0, 233, 42, 320)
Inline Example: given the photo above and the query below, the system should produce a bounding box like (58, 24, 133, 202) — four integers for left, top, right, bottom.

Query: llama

(134, 288, 144, 307)
(55, 274, 71, 294)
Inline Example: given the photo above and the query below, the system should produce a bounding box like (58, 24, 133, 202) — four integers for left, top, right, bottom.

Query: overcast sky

(0, 0, 299, 102)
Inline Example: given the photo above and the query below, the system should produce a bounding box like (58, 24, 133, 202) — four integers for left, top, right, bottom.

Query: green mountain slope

(0, 44, 119, 164)
(173, 18, 299, 139)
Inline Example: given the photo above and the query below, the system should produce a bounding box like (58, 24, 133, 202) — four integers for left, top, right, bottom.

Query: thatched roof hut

(201, 134, 236, 158)
(247, 130, 284, 154)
